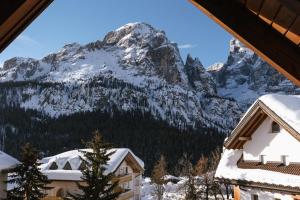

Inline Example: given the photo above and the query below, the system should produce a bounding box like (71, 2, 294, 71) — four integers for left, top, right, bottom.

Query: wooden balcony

(42, 197, 63, 200)
(113, 174, 132, 184)
(117, 190, 134, 200)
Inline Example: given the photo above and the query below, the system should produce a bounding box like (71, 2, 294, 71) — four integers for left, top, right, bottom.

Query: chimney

(260, 155, 267, 165)
(282, 155, 289, 166)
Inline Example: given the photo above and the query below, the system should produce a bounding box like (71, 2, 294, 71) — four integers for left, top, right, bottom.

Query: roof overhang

(190, 0, 300, 87)
(0, 0, 53, 53)
(216, 177, 300, 195)
(225, 100, 300, 149)
(114, 152, 144, 174)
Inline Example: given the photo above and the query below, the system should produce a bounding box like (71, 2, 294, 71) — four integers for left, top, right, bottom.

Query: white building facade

(0, 151, 19, 199)
(215, 94, 300, 200)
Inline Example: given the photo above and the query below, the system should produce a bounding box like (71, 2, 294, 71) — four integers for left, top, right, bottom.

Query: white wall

(243, 117, 300, 162)
(240, 187, 293, 200)
(115, 160, 133, 176)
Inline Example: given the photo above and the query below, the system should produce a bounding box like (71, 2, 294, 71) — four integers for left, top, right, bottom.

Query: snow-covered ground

(141, 177, 186, 200)
(141, 176, 229, 200)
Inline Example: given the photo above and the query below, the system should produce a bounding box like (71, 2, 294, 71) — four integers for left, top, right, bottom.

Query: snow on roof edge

(215, 149, 300, 188)
(40, 148, 144, 181)
(0, 151, 20, 171)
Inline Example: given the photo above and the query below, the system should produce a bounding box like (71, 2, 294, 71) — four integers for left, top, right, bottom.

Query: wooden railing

(117, 190, 134, 200)
(113, 174, 132, 184)
(42, 197, 63, 200)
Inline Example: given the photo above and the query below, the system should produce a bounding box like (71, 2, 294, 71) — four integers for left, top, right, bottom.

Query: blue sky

(0, 0, 232, 67)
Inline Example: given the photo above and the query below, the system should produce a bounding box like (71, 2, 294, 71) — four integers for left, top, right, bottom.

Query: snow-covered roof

(0, 151, 19, 171)
(40, 148, 144, 181)
(215, 149, 300, 189)
(218, 94, 300, 189)
(259, 94, 300, 134)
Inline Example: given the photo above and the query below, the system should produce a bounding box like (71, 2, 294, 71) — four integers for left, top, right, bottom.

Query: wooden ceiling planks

(272, 5, 297, 34)
(259, 0, 282, 24)
(286, 16, 300, 45)
(278, 0, 300, 15)
(246, 0, 264, 14)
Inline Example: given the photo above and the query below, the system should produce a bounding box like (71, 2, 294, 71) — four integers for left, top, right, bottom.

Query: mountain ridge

(0, 22, 241, 133)
(208, 39, 300, 111)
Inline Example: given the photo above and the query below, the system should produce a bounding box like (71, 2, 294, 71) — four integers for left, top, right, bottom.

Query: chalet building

(0, 151, 19, 199)
(215, 94, 300, 200)
(40, 148, 144, 200)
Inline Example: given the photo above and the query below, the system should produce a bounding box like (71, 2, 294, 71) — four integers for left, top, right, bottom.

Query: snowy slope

(0, 23, 241, 132)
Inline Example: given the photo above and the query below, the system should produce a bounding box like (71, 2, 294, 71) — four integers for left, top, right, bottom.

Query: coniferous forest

(0, 107, 225, 175)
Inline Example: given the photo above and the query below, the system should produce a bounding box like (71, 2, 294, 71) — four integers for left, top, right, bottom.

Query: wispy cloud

(178, 44, 197, 49)
(16, 34, 41, 47)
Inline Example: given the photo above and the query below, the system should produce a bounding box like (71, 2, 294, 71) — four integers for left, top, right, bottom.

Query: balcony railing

(113, 174, 132, 184)
(117, 190, 134, 200)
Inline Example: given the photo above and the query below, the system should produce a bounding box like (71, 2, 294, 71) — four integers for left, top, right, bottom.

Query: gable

(114, 152, 144, 174)
(243, 117, 300, 162)
(225, 100, 300, 149)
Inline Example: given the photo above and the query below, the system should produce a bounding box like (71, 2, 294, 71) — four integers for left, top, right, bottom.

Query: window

(63, 161, 72, 170)
(79, 162, 86, 170)
(271, 121, 280, 133)
(252, 194, 258, 200)
(49, 162, 58, 170)
(125, 167, 128, 174)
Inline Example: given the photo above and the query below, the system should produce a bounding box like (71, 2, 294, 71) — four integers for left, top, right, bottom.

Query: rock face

(209, 39, 300, 111)
(0, 22, 241, 133)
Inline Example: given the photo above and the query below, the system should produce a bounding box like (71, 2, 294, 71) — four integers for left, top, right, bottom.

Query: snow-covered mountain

(0, 22, 241, 132)
(209, 39, 300, 111)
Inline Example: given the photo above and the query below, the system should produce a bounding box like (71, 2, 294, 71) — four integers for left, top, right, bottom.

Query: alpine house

(215, 94, 300, 200)
(40, 148, 144, 200)
(0, 151, 19, 199)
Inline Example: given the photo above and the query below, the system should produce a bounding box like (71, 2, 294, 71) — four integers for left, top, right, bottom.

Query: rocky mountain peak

(103, 22, 168, 49)
(184, 54, 216, 95)
(185, 54, 203, 68)
(209, 38, 300, 111)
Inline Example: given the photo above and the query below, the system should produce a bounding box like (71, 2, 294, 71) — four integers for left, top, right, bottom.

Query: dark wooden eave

(190, 0, 300, 87)
(0, 0, 53, 53)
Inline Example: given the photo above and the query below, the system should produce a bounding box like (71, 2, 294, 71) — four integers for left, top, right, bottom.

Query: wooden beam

(190, 0, 300, 87)
(233, 185, 241, 200)
(0, 0, 53, 53)
(238, 136, 251, 141)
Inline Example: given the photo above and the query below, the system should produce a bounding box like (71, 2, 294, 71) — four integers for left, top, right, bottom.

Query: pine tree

(151, 155, 167, 200)
(6, 143, 51, 200)
(68, 131, 121, 200)
(180, 154, 199, 200)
